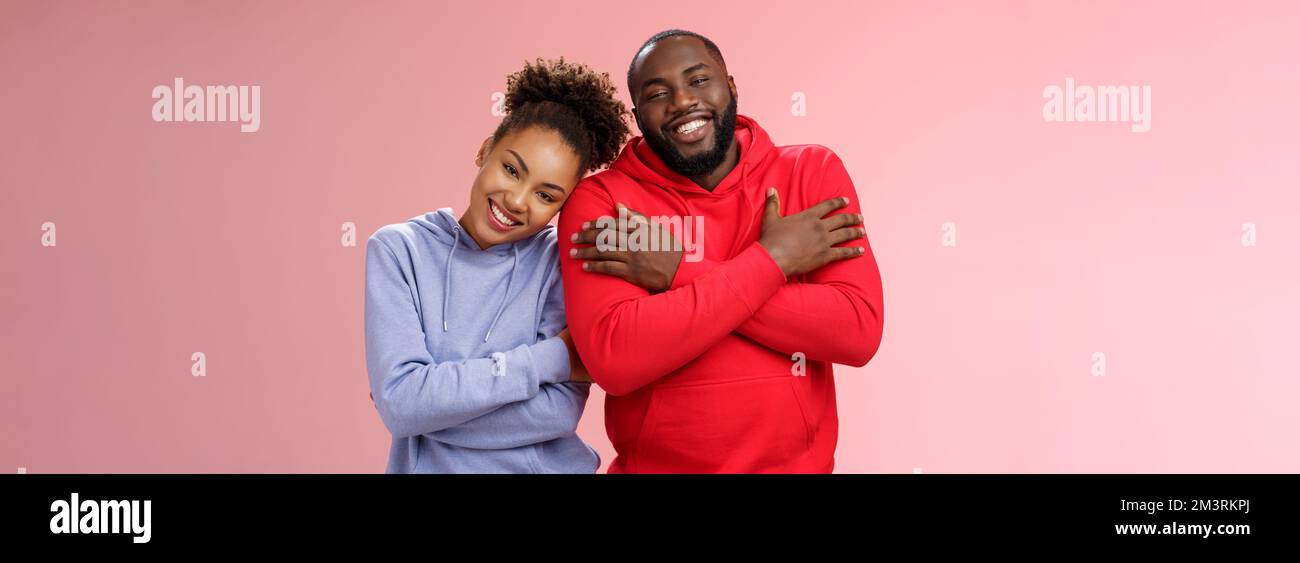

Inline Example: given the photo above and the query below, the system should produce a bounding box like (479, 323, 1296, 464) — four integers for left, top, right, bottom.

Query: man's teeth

(676, 119, 707, 134)
(490, 201, 520, 226)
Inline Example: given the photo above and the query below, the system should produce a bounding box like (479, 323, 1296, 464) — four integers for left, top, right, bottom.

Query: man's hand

(758, 189, 866, 277)
(556, 329, 593, 383)
(569, 203, 682, 293)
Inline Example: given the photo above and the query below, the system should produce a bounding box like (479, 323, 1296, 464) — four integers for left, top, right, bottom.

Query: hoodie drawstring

(443, 223, 521, 342)
(442, 225, 460, 332)
(483, 244, 519, 342)
(728, 162, 757, 258)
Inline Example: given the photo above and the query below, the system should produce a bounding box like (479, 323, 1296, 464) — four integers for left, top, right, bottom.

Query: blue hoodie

(364, 208, 600, 473)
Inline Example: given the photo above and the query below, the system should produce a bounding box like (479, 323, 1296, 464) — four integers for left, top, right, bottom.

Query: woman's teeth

(676, 119, 707, 134)
(490, 200, 521, 226)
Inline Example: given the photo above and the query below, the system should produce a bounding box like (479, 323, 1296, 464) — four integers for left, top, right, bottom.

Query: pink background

(3, 0, 1297, 473)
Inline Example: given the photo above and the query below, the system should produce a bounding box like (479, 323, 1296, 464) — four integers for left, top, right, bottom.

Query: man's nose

(669, 88, 699, 113)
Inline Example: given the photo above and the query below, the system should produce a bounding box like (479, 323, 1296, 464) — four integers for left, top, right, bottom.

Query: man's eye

(691, 78, 708, 86)
(503, 163, 518, 178)
(648, 91, 666, 100)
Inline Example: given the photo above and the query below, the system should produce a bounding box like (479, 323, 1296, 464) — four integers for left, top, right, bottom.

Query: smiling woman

(362, 58, 630, 474)
(465, 127, 578, 242)
(457, 59, 630, 249)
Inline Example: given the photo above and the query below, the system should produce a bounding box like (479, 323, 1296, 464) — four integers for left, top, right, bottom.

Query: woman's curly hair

(492, 57, 630, 174)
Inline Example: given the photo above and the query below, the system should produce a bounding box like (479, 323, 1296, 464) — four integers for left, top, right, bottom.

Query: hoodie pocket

(634, 375, 813, 473)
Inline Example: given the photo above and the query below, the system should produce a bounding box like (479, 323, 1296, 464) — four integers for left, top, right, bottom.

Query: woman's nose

(504, 189, 528, 213)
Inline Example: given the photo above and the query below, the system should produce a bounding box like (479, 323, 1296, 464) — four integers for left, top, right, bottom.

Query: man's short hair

(626, 29, 727, 96)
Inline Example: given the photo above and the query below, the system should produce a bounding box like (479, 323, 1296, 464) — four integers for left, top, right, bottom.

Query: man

(558, 29, 884, 473)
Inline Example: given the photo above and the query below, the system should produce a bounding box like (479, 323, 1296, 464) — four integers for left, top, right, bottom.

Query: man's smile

(665, 111, 714, 145)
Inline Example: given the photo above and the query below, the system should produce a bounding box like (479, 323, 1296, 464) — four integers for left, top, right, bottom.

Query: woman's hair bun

(494, 57, 630, 173)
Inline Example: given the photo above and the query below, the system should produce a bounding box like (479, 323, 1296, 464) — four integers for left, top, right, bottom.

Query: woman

(364, 58, 629, 473)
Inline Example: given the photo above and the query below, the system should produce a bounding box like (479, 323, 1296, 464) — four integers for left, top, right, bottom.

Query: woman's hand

(557, 329, 593, 383)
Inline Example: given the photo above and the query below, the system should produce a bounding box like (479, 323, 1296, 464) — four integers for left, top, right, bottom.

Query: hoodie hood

(407, 208, 555, 342)
(613, 114, 775, 198)
(611, 114, 775, 257)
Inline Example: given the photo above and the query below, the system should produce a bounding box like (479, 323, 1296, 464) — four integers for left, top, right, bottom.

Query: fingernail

(768, 187, 776, 197)
(570, 233, 578, 242)
(582, 263, 590, 271)
(569, 248, 576, 257)
(858, 247, 866, 254)
(842, 197, 850, 205)
(582, 222, 590, 230)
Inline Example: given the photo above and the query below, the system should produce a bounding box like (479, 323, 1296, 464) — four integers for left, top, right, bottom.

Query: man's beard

(641, 94, 737, 179)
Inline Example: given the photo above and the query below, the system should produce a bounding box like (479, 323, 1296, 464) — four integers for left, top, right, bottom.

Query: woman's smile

(486, 198, 523, 232)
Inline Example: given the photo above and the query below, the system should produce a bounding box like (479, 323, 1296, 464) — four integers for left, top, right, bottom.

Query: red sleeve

(558, 181, 788, 396)
(668, 153, 884, 367)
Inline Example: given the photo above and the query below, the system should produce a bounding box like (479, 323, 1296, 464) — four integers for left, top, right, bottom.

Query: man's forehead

(633, 36, 718, 80)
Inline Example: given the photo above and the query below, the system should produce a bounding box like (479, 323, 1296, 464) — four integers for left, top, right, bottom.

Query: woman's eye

(503, 163, 518, 178)
(537, 192, 555, 203)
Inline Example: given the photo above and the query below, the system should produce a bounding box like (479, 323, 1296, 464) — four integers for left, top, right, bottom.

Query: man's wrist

(659, 254, 683, 292)
(757, 241, 792, 277)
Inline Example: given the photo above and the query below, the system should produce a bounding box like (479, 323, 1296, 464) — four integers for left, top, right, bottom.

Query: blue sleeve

(428, 382, 591, 449)
(364, 235, 571, 440)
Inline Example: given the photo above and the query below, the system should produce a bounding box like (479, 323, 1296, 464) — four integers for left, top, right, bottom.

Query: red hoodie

(558, 114, 884, 473)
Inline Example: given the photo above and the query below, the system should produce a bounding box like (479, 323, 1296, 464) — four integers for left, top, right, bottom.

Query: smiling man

(558, 29, 884, 473)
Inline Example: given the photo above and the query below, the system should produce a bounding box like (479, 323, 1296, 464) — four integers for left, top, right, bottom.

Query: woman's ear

(475, 135, 494, 167)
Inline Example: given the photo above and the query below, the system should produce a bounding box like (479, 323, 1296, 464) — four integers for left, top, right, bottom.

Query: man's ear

(631, 107, 643, 135)
(728, 76, 737, 101)
(475, 135, 493, 167)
